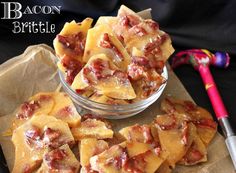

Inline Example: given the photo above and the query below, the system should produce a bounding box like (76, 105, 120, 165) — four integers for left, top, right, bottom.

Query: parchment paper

(0, 44, 234, 172)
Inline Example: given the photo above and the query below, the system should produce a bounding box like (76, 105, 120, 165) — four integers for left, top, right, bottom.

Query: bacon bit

(105, 148, 128, 169)
(83, 67, 91, 75)
(184, 101, 197, 112)
(82, 67, 92, 84)
(16, 101, 40, 119)
(144, 38, 161, 53)
(25, 126, 42, 147)
(91, 58, 110, 79)
(56, 106, 73, 117)
(90, 58, 109, 75)
(131, 56, 150, 67)
(149, 59, 165, 71)
(83, 165, 99, 173)
(99, 33, 124, 61)
(128, 125, 154, 144)
(127, 63, 146, 81)
(91, 60, 111, 80)
(117, 35, 125, 45)
(39, 94, 52, 102)
(99, 33, 112, 49)
(181, 122, 189, 146)
(76, 89, 86, 94)
(160, 34, 168, 43)
(123, 151, 149, 173)
(140, 125, 153, 143)
(42, 128, 61, 148)
(144, 34, 169, 58)
(120, 15, 141, 27)
(144, 37, 162, 57)
(82, 58, 116, 84)
(144, 19, 159, 30)
(57, 35, 68, 46)
(46, 149, 67, 161)
(25, 127, 64, 149)
(57, 32, 85, 56)
(61, 55, 83, 85)
(113, 70, 129, 84)
(132, 25, 147, 36)
(45, 148, 68, 169)
(25, 126, 41, 140)
(43, 128, 61, 141)
(131, 56, 165, 73)
(193, 118, 217, 129)
(120, 16, 130, 27)
(155, 114, 176, 130)
(183, 148, 203, 164)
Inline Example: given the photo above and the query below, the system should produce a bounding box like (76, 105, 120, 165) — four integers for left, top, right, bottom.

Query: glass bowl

(59, 66, 168, 119)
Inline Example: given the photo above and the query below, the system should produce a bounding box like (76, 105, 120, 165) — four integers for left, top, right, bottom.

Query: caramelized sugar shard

(71, 118, 113, 141)
(118, 125, 164, 172)
(54, 18, 93, 61)
(125, 141, 152, 157)
(95, 16, 118, 28)
(83, 24, 131, 71)
(36, 144, 80, 173)
(118, 5, 174, 62)
(80, 138, 109, 167)
(127, 48, 166, 101)
(72, 54, 136, 100)
(13, 92, 81, 129)
(12, 92, 55, 129)
(125, 33, 174, 63)
(49, 92, 81, 128)
(161, 97, 217, 146)
(57, 55, 84, 85)
(11, 115, 74, 173)
(119, 124, 155, 144)
(178, 125, 207, 165)
(116, 5, 143, 44)
(96, 5, 174, 65)
(153, 113, 194, 168)
(90, 145, 128, 173)
(54, 18, 93, 84)
(123, 150, 164, 173)
(131, 68, 165, 101)
(71, 53, 118, 90)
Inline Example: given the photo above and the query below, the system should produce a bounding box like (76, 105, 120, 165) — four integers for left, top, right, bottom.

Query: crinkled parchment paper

(0, 44, 234, 172)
